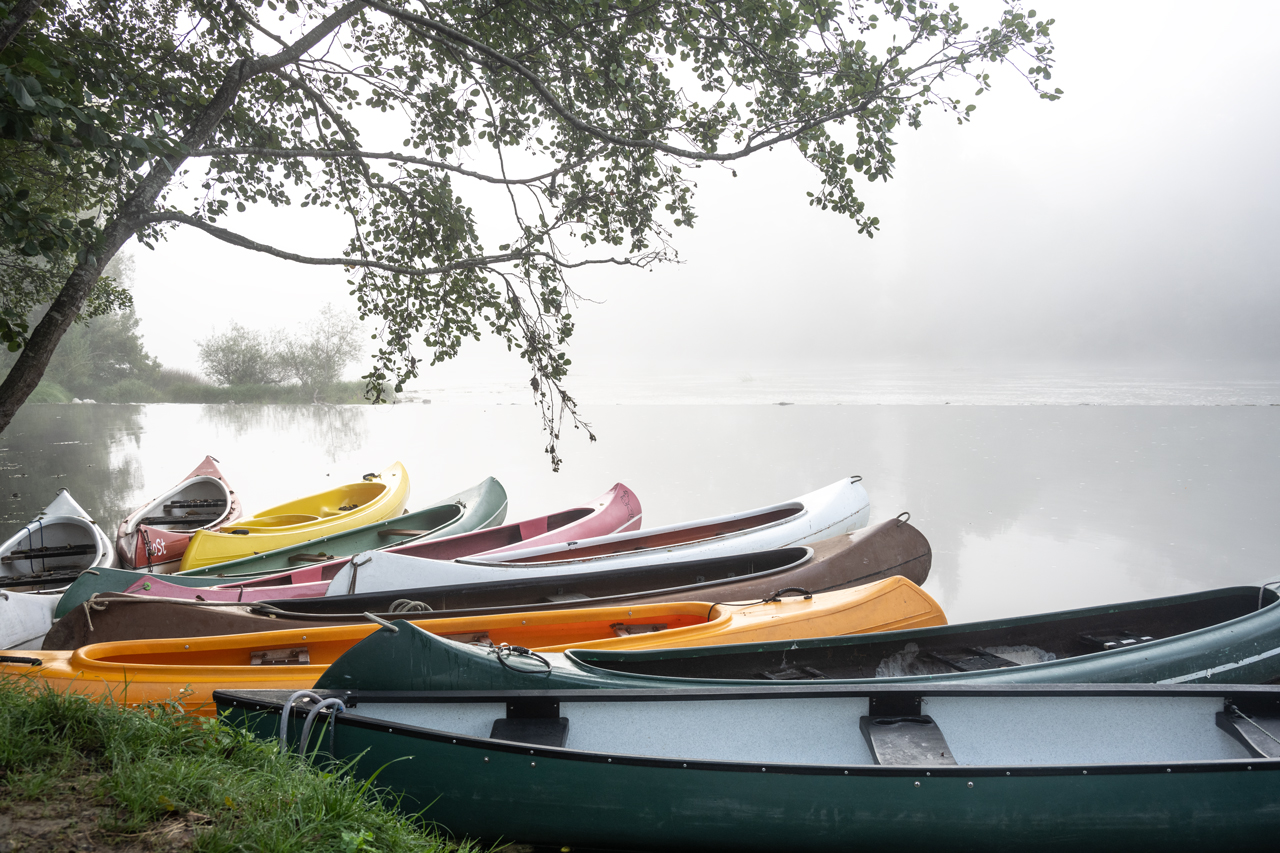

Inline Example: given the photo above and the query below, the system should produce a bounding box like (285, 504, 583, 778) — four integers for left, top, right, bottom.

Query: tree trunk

(0, 0, 45, 54)
(0, 1, 366, 434)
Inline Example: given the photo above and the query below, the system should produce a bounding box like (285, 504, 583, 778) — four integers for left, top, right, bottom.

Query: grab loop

(346, 553, 372, 594)
(767, 587, 813, 602)
(300, 697, 346, 757)
(493, 643, 552, 676)
(361, 472, 379, 481)
(390, 599, 431, 613)
(278, 690, 323, 749)
(896, 511, 911, 526)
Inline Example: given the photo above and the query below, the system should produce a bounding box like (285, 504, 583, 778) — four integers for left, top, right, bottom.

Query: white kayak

(326, 476, 869, 597)
(0, 489, 117, 581)
(0, 590, 60, 649)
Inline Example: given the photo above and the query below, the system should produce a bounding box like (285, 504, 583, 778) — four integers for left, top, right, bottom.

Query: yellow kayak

(0, 577, 944, 715)
(178, 463, 409, 572)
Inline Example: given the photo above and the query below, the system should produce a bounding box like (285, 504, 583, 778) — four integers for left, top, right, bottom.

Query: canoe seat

(925, 648, 1019, 673)
(2, 544, 97, 564)
(491, 698, 569, 748)
(138, 514, 224, 527)
(543, 592, 591, 603)
(163, 499, 227, 510)
(287, 553, 333, 563)
(757, 664, 831, 680)
(860, 715, 958, 766)
(611, 623, 667, 637)
(1079, 631, 1154, 651)
(250, 647, 310, 666)
(1216, 704, 1280, 758)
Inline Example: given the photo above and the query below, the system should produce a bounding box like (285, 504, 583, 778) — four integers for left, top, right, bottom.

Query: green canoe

(312, 584, 1280, 693)
(217, 677, 1280, 852)
(53, 477, 506, 618)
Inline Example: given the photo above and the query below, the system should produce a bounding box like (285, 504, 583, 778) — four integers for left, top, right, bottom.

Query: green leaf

(8, 77, 36, 109)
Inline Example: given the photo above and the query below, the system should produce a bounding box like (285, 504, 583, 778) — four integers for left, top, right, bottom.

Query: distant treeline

(4, 296, 384, 405)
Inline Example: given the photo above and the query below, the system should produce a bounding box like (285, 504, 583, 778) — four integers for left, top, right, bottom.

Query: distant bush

(27, 381, 72, 403)
(151, 366, 209, 391)
(98, 378, 163, 404)
(197, 305, 366, 395)
(197, 323, 286, 386)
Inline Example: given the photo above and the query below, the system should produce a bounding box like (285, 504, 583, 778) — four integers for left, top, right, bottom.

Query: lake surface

(2, 402, 1278, 624)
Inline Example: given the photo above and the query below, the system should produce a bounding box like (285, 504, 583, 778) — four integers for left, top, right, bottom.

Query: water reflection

(200, 404, 368, 463)
(3, 402, 1278, 625)
(0, 404, 144, 529)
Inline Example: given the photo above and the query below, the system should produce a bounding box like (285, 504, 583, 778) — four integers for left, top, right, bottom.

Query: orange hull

(0, 577, 944, 715)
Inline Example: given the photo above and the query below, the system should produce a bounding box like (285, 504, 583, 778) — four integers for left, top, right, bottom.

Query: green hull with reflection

(217, 682, 1280, 853)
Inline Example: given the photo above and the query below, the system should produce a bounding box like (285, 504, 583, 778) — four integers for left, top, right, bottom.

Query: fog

(127, 1, 1280, 395)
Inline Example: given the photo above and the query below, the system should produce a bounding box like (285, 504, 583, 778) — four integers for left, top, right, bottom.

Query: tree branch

(364, 0, 885, 163)
(135, 210, 565, 275)
(187, 145, 586, 186)
(0, 0, 44, 55)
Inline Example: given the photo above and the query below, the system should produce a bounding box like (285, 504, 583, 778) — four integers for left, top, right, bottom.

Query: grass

(0, 680, 473, 852)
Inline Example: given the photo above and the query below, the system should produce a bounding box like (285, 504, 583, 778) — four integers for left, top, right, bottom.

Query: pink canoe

(122, 483, 641, 603)
(115, 457, 242, 571)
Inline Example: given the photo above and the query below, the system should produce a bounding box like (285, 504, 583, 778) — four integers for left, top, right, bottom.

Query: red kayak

(122, 483, 641, 602)
(115, 457, 242, 571)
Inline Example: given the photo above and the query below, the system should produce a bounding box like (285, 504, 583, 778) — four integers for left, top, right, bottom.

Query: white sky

(126, 1, 1280, 391)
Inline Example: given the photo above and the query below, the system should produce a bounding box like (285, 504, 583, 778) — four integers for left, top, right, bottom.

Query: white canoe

(0, 489, 116, 580)
(327, 476, 869, 597)
(0, 590, 60, 649)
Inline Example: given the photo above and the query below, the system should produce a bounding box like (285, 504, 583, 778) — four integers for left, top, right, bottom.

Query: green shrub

(26, 381, 73, 403)
(98, 378, 162, 403)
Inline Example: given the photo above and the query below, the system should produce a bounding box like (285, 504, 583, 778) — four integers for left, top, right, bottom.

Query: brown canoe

(44, 516, 930, 649)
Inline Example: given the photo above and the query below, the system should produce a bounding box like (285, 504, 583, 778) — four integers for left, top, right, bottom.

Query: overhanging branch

(133, 210, 638, 275)
(188, 146, 584, 186)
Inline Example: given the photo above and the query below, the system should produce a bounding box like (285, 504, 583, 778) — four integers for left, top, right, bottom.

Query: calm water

(2, 402, 1278, 624)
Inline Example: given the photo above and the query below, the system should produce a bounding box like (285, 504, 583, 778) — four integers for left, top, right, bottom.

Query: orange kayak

(0, 577, 944, 715)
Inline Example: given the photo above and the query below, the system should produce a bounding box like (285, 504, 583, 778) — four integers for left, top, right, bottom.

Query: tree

(0, 0, 1058, 467)
(278, 304, 365, 394)
(0, 253, 156, 395)
(197, 322, 284, 386)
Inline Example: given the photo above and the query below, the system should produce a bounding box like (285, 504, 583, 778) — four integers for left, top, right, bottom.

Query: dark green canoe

(312, 584, 1280, 693)
(216, 678, 1280, 852)
(53, 477, 506, 618)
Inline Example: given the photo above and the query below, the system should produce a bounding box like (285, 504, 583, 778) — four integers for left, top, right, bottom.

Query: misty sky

(125, 1, 1280, 391)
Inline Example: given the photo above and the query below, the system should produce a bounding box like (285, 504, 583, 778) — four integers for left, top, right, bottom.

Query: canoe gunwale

(215, 682, 1280, 779)
(467, 477, 865, 568)
(272, 546, 818, 617)
(561, 584, 1280, 684)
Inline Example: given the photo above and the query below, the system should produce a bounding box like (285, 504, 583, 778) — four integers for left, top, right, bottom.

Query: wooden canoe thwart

(115, 456, 241, 571)
(42, 517, 931, 647)
(215, 680, 1280, 852)
(8, 579, 944, 714)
